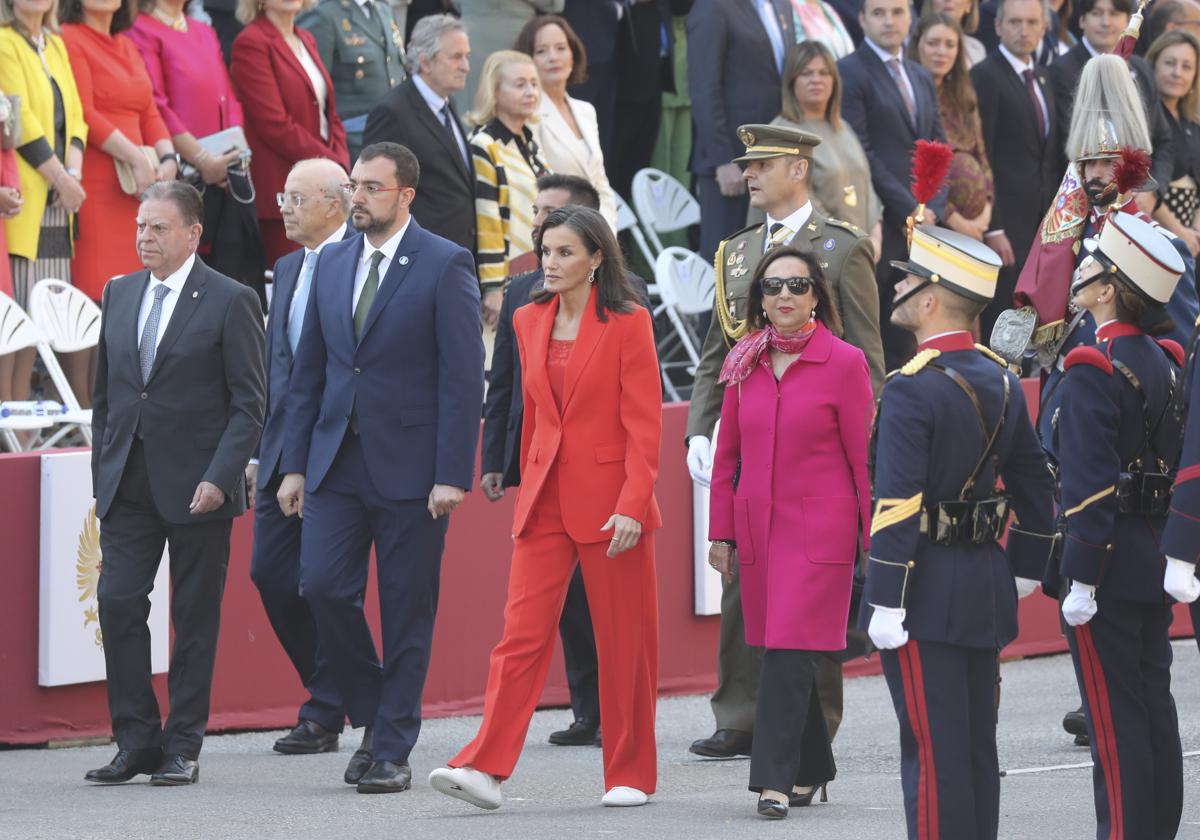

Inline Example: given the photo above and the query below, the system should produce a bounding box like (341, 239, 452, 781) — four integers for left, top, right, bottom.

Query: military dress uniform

(865, 226, 1056, 840)
(1045, 213, 1186, 840)
(299, 0, 405, 161)
(1161, 317, 1200, 648)
(686, 124, 885, 751)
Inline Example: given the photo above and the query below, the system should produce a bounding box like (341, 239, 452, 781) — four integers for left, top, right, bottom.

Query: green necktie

(354, 250, 384, 339)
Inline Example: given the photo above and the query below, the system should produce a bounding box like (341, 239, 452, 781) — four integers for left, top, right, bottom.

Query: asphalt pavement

(3, 644, 1200, 840)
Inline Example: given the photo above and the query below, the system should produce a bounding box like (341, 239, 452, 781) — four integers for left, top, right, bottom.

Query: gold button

(907, 561, 916, 568)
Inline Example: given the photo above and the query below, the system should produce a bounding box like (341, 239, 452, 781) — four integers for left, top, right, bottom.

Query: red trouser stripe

(1175, 463, 1200, 486)
(1076, 624, 1124, 840)
(898, 642, 939, 840)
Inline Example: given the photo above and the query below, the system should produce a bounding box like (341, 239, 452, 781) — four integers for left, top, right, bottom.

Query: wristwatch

(159, 151, 181, 168)
(711, 539, 736, 548)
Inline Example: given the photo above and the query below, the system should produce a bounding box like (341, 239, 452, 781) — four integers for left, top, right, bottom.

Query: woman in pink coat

(708, 246, 873, 820)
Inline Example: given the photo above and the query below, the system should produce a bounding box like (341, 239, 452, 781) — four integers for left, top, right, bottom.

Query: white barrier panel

(38, 451, 169, 687)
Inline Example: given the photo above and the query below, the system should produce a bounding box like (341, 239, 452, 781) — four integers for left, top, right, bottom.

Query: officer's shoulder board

(975, 343, 1008, 367)
(823, 216, 866, 239)
(900, 348, 941, 376)
(1158, 338, 1186, 367)
(1063, 345, 1113, 375)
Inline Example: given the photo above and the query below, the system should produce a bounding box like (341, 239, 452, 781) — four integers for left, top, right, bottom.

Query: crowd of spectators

(2, 0, 1200, 424)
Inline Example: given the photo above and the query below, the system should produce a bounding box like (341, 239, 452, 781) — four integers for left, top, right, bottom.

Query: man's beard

(1085, 178, 1118, 208)
(352, 207, 396, 235)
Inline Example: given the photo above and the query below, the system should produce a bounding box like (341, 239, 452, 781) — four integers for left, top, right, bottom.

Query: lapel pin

(398, 255, 409, 266)
(192, 291, 199, 298)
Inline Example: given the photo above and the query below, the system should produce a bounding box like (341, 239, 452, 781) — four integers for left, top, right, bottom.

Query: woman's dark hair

(909, 11, 979, 117)
(1101, 276, 1177, 336)
(532, 206, 637, 320)
(1078, 0, 1131, 16)
(745, 246, 843, 335)
(513, 14, 588, 87)
(61, 0, 137, 32)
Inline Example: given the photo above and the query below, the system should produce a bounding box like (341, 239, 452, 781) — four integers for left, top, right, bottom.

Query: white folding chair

(631, 168, 702, 257)
(654, 247, 715, 401)
(0, 292, 59, 451)
(615, 192, 658, 273)
(27, 279, 98, 446)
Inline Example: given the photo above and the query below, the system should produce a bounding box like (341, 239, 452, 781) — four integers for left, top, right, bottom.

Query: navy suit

(1046, 325, 1184, 840)
(838, 42, 947, 369)
(687, 0, 795, 259)
(282, 219, 485, 764)
(251, 232, 351, 733)
(864, 332, 1056, 840)
(1161, 322, 1200, 652)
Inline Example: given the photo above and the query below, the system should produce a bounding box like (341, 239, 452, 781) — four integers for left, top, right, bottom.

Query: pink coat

(709, 322, 873, 650)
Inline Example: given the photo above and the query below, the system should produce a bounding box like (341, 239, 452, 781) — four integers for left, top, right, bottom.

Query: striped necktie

(767, 222, 793, 251)
(139, 283, 171, 383)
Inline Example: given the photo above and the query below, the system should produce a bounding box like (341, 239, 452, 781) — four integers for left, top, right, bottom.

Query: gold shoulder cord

(713, 237, 749, 344)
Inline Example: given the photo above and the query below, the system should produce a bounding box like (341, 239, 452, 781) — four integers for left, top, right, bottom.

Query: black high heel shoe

(757, 796, 788, 819)
(788, 782, 829, 807)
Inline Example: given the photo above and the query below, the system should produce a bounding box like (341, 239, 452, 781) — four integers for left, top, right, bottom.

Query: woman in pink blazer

(708, 246, 873, 820)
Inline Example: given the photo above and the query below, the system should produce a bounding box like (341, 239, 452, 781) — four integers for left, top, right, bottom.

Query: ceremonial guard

(685, 123, 884, 760)
(1045, 212, 1186, 840)
(1161, 324, 1200, 627)
(300, 0, 406, 161)
(865, 225, 1057, 840)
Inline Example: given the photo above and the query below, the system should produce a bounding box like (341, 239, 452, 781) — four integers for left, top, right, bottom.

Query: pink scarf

(718, 321, 819, 385)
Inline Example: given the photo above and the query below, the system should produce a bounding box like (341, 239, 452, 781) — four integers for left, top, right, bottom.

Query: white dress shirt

(352, 218, 410, 313)
(764, 202, 813, 252)
(864, 37, 916, 112)
(296, 42, 330, 141)
(413, 72, 471, 165)
(999, 43, 1049, 129)
(138, 253, 195, 352)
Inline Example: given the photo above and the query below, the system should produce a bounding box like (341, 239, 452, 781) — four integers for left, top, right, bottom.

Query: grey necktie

(139, 283, 171, 383)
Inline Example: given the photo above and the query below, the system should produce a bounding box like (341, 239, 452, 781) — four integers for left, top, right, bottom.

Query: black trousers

(97, 439, 232, 760)
(559, 564, 600, 724)
(697, 178, 750, 263)
(749, 649, 835, 794)
(881, 640, 1000, 840)
(610, 98, 663, 203)
(877, 224, 918, 371)
(1067, 600, 1183, 840)
(251, 470, 344, 732)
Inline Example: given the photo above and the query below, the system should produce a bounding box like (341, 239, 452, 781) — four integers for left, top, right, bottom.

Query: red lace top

(547, 338, 574, 410)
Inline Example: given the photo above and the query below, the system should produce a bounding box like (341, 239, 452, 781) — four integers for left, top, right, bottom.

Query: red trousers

(450, 467, 660, 792)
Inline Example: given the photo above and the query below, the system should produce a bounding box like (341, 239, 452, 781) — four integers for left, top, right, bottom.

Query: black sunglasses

(760, 275, 814, 296)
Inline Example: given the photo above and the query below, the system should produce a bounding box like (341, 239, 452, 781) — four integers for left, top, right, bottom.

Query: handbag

(0, 94, 19, 151)
(113, 145, 159, 195)
(181, 126, 255, 205)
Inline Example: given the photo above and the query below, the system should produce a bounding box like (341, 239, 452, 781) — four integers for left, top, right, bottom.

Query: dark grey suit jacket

(92, 257, 267, 524)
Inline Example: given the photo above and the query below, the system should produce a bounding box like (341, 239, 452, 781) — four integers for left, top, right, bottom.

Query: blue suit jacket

(281, 219, 485, 499)
(257, 226, 353, 482)
(838, 42, 947, 232)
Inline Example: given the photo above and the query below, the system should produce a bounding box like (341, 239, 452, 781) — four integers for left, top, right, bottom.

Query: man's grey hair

(995, 0, 1051, 22)
(406, 13, 466, 76)
(292, 158, 351, 215)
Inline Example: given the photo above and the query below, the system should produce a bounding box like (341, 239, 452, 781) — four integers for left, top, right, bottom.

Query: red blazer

(513, 290, 663, 543)
(230, 17, 348, 222)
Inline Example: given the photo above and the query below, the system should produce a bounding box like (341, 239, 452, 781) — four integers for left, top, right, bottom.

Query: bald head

(281, 158, 352, 249)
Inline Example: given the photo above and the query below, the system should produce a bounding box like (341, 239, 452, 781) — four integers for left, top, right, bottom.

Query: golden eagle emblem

(76, 503, 103, 647)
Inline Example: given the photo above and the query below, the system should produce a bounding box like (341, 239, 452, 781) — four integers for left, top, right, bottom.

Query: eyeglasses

(275, 191, 342, 209)
(345, 182, 408, 197)
(760, 275, 814, 296)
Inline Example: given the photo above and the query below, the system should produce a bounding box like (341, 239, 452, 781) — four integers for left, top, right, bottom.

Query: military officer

(1046, 212, 1186, 840)
(300, 0, 406, 162)
(1161, 320, 1200, 629)
(865, 226, 1056, 840)
(685, 123, 885, 759)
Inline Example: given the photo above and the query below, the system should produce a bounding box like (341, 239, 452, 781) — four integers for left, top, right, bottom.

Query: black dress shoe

(1062, 707, 1088, 736)
(789, 782, 829, 807)
(149, 754, 199, 786)
(344, 727, 373, 785)
(757, 797, 788, 819)
(689, 729, 752, 758)
(274, 720, 339, 755)
(84, 749, 162, 784)
(356, 760, 412, 793)
(548, 718, 599, 746)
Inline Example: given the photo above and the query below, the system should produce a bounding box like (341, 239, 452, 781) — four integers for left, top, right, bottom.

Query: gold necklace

(152, 6, 188, 32)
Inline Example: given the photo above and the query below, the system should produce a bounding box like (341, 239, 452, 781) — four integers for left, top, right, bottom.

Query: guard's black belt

(920, 496, 1011, 545)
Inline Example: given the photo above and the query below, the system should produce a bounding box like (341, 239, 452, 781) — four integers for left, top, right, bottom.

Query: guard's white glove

(687, 435, 713, 487)
(1164, 557, 1200, 603)
(868, 605, 909, 649)
(1015, 577, 1040, 599)
(1062, 581, 1098, 626)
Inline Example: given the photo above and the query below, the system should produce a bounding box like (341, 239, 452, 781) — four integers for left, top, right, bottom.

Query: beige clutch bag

(113, 146, 159, 195)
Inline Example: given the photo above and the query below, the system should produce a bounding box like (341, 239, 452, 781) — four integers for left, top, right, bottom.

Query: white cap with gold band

(1084, 212, 1184, 305)
(890, 226, 1003, 304)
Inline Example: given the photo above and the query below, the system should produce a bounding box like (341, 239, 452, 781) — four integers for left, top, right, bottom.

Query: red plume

(910, 140, 954, 206)
(1113, 146, 1152, 196)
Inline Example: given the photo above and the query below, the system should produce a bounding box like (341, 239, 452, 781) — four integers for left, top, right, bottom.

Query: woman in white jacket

(515, 14, 618, 230)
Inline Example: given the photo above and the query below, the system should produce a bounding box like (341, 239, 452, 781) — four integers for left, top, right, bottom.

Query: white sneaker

(601, 786, 649, 807)
(429, 766, 502, 810)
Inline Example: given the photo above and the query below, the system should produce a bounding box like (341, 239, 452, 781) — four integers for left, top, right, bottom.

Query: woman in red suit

(230, 0, 347, 263)
(430, 206, 662, 811)
(708, 246, 873, 819)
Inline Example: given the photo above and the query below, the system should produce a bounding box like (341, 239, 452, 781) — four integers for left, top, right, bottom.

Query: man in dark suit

(246, 158, 352, 757)
(363, 14, 475, 255)
(688, 0, 795, 261)
(838, 0, 947, 369)
(972, 0, 1060, 339)
(85, 182, 266, 786)
(1046, 0, 1174, 201)
(277, 142, 485, 793)
(562, 0, 627, 162)
(481, 173, 652, 749)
